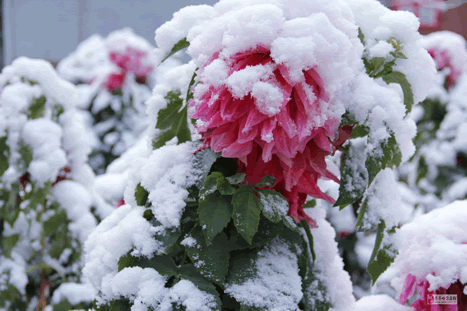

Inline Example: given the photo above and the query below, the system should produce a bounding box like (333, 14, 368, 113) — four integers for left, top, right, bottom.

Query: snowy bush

(82, 0, 437, 310)
(0, 58, 104, 310)
(57, 28, 166, 174)
(398, 31, 467, 213)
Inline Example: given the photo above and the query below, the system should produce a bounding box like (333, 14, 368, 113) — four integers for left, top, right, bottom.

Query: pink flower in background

(104, 47, 153, 92)
(428, 48, 462, 88)
(190, 46, 351, 226)
(399, 274, 467, 310)
(105, 72, 126, 92)
(109, 47, 153, 78)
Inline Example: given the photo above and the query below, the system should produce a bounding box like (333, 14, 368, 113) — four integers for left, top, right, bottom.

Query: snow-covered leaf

(232, 186, 261, 244)
(257, 189, 288, 223)
(382, 71, 414, 113)
(134, 182, 149, 206)
(255, 175, 276, 188)
(184, 226, 230, 285)
(226, 173, 246, 185)
(198, 191, 233, 245)
(152, 90, 191, 149)
(161, 38, 190, 63)
(335, 141, 368, 209)
(367, 221, 397, 285)
(366, 131, 402, 186)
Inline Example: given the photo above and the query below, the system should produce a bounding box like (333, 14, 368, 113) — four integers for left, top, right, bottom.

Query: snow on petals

(182, 0, 365, 225)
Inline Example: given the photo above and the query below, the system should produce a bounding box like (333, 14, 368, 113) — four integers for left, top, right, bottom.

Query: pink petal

(399, 274, 417, 305)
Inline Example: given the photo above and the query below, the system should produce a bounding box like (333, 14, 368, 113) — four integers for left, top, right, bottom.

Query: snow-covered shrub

(57, 28, 163, 174)
(83, 0, 435, 310)
(398, 31, 467, 212)
(390, 200, 467, 310)
(0, 58, 102, 310)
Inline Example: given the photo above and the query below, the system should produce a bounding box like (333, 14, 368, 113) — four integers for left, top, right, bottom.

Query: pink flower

(105, 72, 126, 92)
(399, 274, 466, 310)
(109, 47, 153, 78)
(190, 46, 351, 226)
(428, 48, 462, 88)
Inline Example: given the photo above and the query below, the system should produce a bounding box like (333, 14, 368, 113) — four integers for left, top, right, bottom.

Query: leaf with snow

(227, 216, 284, 251)
(334, 141, 368, 209)
(198, 191, 233, 245)
(117, 252, 178, 278)
(3, 234, 20, 257)
(225, 237, 303, 310)
(199, 172, 222, 200)
(161, 38, 190, 63)
(232, 186, 261, 244)
(226, 173, 246, 185)
(27, 96, 46, 119)
(382, 71, 414, 114)
(257, 189, 288, 223)
(367, 221, 397, 285)
(0, 137, 9, 176)
(216, 176, 236, 195)
(134, 183, 149, 206)
(366, 130, 402, 186)
(152, 90, 191, 149)
(255, 175, 276, 188)
(184, 226, 230, 285)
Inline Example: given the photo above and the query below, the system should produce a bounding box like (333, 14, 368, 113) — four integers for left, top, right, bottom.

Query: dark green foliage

(152, 90, 192, 149)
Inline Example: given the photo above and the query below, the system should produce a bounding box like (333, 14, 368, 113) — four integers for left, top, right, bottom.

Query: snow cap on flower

(178, 0, 364, 225)
(420, 31, 467, 88)
(391, 200, 467, 309)
(106, 28, 155, 78)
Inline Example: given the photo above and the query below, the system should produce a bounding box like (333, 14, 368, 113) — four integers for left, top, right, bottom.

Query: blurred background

(0, 0, 466, 68)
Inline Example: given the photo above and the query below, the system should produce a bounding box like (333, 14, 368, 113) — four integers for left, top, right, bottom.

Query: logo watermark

(428, 294, 458, 305)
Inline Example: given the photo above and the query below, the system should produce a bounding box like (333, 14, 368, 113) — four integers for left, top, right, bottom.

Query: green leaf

(358, 28, 365, 45)
(43, 210, 67, 236)
(334, 141, 368, 209)
(186, 70, 197, 105)
(178, 264, 219, 297)
(350, 125, 370, 139)
(216, 176, 236, 195)
(134, 183, 149, 206)
(198, 191, 232, 245)
(226, 173, 246, 185)
(340, 111, 357, 127)
(366, 130, 402, 186)
(302, 199, 316, 209)
(4, 234, 19, 257)
(390, 50, 408, 59)
(227, 216, 284, 251)
(117, 252, 178, 277)
(283, 216, 301, 233)
(28, 96, 46, 119)
(257, 189, 288, 223)
(255, 175, 276, 188)
(184, 226, 230, 285)
(150, 218, 181, 254)
(161, 38, 190, 63)
(152, 90, 191, 149)
(232, 186, 261, 244)
(382, 71, 414, 114)
(355, 194, 370, 229)
(199, 172, 222, 200)
(299, 221, 316, 262)
(367, 220, 398, 284)
(0, 137, 9, 176)
(191, 148, 219, 191)
(52, 299, 72, 311)
(369, 57, 385, 77)
(19, 144, 33, 170)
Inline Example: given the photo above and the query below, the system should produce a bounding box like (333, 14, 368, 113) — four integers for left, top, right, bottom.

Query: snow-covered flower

(189, 45, 353, 226)
(391, 200, 467, 310)
(421, 31, 467, 89)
